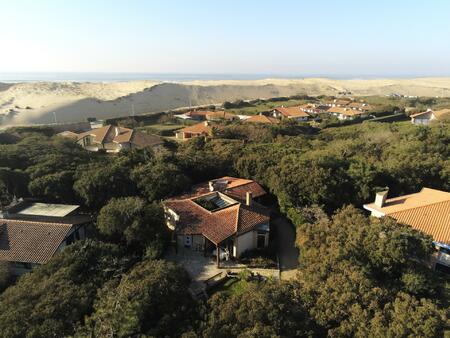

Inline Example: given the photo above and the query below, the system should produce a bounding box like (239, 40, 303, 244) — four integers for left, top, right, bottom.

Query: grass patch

(209, 277, 250, 296)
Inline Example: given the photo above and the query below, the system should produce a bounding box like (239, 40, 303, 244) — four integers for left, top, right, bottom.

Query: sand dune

(1, 78, 450, 126)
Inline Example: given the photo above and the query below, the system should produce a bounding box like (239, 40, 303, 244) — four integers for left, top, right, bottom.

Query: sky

(1, 0, 450, 77)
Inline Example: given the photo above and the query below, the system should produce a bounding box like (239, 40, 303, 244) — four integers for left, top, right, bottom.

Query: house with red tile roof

(59, 124, 164, 152)
(163, 177, 270, 266)
(272, 106, 311, 121)
(243, 114, 280, 124)
(176, 110, 237, 122)
(0, 200, 91, 276)
(364, 188, 450, 271)
(327, 107, 368, 120)
(175, 121, 214, 140)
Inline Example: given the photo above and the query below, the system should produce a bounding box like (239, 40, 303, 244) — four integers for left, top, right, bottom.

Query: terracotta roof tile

(389, 200, 450, 245)
(273, 107, 311, 118)
(163, 177, 269, 244)
(365, 188, 450, 245)
(243, 115, 280, 124)
(177, 122, 213, 135)
(0, 220, 74, 264)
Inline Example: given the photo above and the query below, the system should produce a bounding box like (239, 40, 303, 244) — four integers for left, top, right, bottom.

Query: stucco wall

(234, 231, 256, 257)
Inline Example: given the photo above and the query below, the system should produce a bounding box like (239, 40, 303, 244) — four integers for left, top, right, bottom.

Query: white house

(410, 109, 450, 125)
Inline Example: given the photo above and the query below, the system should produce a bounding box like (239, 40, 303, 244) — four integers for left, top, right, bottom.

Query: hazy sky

(1, 0, 450, 76)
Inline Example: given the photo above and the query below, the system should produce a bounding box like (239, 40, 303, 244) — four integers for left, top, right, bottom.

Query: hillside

(1, 77, 450, 125)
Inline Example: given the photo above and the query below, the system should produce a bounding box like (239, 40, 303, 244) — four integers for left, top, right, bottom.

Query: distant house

(176, 110, 237, 122)
(163, 177, 270, 267)
(410, 109, 450, 125)
(175, 121, 213, 140)
(0, 200, 91, 276)
(348, 102, 373, 112)
(332, 98, 353, 107)
(206, 111, 238, 121)
(297, 103, 318, 114)
(59, 125, 164, 152)
(272, 106, 311, 121)
(243, 114, 280, 124)
(363, 188, 450, 271)
(327, 107, 368, 120)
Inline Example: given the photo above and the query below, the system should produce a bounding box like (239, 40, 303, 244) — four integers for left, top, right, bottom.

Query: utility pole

(131, 103, 135, 117)
(52, 112, 57, 124)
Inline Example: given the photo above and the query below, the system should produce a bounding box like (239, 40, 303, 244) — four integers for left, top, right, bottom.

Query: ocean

(0, 72, 414, 83)
(0, 72, 307, 83)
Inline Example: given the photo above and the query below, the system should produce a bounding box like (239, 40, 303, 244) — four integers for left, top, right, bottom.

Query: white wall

(234, 231, 256, 257)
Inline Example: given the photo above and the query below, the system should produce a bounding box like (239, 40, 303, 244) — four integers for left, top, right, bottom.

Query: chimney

(246, 191, 253, 206)
(204, 121, 209, 126)
(375, 189, 389, 208)
(115, 126, 120, 136)
(208, 181, 215, 192)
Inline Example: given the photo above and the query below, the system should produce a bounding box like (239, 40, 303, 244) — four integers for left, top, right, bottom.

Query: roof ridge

(389, 199, 450, 216)
(1, 219, 75, 227)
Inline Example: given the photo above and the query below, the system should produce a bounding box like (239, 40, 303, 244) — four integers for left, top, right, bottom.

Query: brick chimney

(375, 189, 389, 208)
(246, 191, 253, 206)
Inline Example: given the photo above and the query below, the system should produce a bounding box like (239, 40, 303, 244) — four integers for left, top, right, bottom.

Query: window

(184, 236, 192, 247)
(257, 231, 267, 248)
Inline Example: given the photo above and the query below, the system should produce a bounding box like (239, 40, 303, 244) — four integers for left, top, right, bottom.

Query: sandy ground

(1, 77, 450, 126)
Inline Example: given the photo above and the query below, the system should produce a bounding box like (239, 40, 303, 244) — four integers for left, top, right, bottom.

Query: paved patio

(165, 246, 221, 282)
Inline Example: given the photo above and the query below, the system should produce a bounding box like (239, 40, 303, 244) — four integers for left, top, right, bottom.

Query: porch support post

(174, 232, 178, 254)
(216, 243, 220, 268)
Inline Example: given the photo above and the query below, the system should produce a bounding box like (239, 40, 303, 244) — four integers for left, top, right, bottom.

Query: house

(348, 102, 373, 112)
(298, 103, 318, 114)
(163, 177, 270, 267)
(332, 98, 353, 107)
(183, 111, 212, 121)
(0, 200, 91, 276)
(410, 109, 450, 125)
(175, 121, 213, 140)
(243, 114, 280, 124)
(205, 111, 238, 121)
(176, 110, 237, 122)
(59, 125, 164, 152)
(363, 188, 450, 271)
(327, 107, 368, 120)
(272, 106, 311, 121)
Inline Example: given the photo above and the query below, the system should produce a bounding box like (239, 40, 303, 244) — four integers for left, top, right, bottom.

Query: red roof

(163, 177, 269, 244)
(0, 220, 74, 264)
(273, 107, 311, 118)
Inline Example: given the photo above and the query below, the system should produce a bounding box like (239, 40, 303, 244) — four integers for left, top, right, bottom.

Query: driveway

(273, 216, 299, 280)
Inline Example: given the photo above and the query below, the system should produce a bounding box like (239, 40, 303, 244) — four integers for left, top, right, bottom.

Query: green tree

(96, 197, 167, 252)
(131, 160, 191, 201)
(74, 158, 137, 208)
(80, 259, 193, 337)
(200, 282, 315, 337)
(0, 241, 129, 338)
